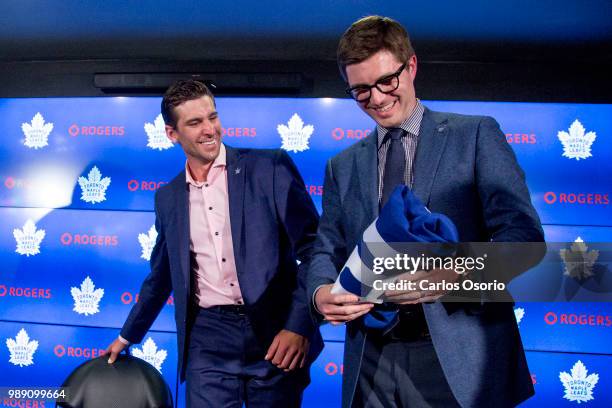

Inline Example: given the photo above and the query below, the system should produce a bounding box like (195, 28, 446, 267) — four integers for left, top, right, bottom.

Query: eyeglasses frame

(345, 62, 408, 102)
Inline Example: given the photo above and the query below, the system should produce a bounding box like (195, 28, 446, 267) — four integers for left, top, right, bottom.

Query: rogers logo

(53, 344, 106, 359)
(0, 285, 51, 299)
(3, 177, 32, 190)
(121, 292, 174, 306)
(324, 362, 344, 376)
(505, 133, 536, 144)
(1, 399, 47, 407)
(543, 192, 609, 205)
(4, 177, 15, 189)
(68, 124, 125, 137)
(222, 127, 256, 137)
(331, 128, 371, 141)
(544, 311, 558, 324)
(305, 185, 323, 196)
(127, 180, 167, 192)
(544, 311, 612, 326)
(60, 233, 118, 246)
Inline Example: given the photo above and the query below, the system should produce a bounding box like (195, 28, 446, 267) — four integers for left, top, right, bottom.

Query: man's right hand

(103, 338, 128, 364)
(314, 284, 374, 325)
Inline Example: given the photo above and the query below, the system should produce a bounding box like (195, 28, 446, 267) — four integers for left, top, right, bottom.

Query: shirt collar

(377, 99, 425, 148)
(185, 143, 227, 186)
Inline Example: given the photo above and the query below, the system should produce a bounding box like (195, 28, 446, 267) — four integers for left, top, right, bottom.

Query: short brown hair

(161, 79, 215, 127)
(337, 16, 415, 81)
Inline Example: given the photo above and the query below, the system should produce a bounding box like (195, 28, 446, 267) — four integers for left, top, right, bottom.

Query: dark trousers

(185, 306, 308, 408)
(354, 313, 461, 408)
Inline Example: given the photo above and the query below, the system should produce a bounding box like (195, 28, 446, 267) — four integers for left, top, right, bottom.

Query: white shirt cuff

(118, 335, 130, 346)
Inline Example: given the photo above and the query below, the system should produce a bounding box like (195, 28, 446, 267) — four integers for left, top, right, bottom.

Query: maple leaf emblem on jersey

(71, 276, 105, 316)
(558, 119, 596, 160)
(560, 360, 599, 403)
(78, 166, 111, 204)
(144, 114, 174, 151)
(13, 219, 45, 256)
(277, 113, 314, 153)
(560, 237, 598, 280)
(22, 112, 53, 149)
(138, 225, 157, 261)
(132, 337, 167, 373)
(6, 328, 39, 367)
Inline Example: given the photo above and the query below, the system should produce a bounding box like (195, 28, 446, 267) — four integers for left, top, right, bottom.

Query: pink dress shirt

(186, 144, 243, 308)
(117, 145, 243, 345)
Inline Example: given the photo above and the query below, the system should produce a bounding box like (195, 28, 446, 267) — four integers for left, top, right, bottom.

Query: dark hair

(161, 79, 215, 127)
(337, 15, 415, 81)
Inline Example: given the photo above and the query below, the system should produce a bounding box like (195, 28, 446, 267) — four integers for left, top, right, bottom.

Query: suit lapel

(355, 133, 379, 220)
(225, 146, 246, 273)
(412, 108, 449, 206)
(172, 171, 191, 291)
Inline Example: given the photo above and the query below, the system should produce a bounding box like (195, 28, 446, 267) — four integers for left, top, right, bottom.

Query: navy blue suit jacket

(308, 108, 544, 408)
(121, 146, 323, 381)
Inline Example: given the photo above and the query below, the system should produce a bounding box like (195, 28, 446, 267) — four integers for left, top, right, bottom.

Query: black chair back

(56, 354, 173, 408)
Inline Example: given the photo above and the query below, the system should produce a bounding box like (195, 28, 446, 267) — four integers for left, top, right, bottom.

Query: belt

(388, 305, 430, 341)
(205, 304, 247, 315)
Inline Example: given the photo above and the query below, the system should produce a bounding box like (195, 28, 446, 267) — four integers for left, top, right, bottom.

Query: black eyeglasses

(346, 63, 407, 103)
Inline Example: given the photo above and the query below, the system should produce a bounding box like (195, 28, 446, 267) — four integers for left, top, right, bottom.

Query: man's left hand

(384, 268, 462, 304)
(265, 329, 309, 372)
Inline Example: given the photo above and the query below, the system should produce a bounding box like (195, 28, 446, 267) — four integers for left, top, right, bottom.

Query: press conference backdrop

(1, 97, 611, 407)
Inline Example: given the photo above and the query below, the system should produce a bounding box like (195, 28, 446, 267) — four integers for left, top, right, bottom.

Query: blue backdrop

(1, 97, 610, 407)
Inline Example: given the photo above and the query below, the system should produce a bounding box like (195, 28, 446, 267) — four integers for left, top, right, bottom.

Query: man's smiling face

(345, 50, 417, 128)
(165, 95, 222, 167)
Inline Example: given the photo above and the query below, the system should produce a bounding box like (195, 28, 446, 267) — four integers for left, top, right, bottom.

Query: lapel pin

(234, 168, 241, 175)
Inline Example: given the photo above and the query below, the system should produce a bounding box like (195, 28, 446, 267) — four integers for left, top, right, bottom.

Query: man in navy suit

(308, 16, 544, 407)
(105, 79, 322, 407)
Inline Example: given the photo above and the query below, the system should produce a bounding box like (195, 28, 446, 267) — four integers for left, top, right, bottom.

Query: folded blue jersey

(331, 185, 459, 331)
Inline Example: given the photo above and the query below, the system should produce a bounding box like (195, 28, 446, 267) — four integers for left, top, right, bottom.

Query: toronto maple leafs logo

(514, 307, 525, 325)
(22, 113, 53, 149)
(6, 329, 38, 367)
(558, 119, 596, 160)
(560, 360, 599, 403)
(138, 225, 157, 261)
(71, 276, 104, 316)
(277, 113, 314, 153)
(144, 114, 174, 151)
(13, 219, 45, 256)
(560, 237, 599, 280)
(78, 166, 111, 204)
(132, 337, 167, 373)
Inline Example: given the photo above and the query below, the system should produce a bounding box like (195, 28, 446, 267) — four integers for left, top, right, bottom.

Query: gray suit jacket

(308, 108, 544, 408)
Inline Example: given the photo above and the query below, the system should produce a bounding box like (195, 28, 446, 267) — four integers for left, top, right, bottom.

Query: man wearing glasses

(308, 16, 543, 407)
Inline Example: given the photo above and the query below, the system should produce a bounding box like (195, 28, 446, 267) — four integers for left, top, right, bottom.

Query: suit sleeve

(307, 158, 350, 321)
(120, 191, 173, 344)
(475, 116, 546, 280)
(272, 150, 320, 338)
